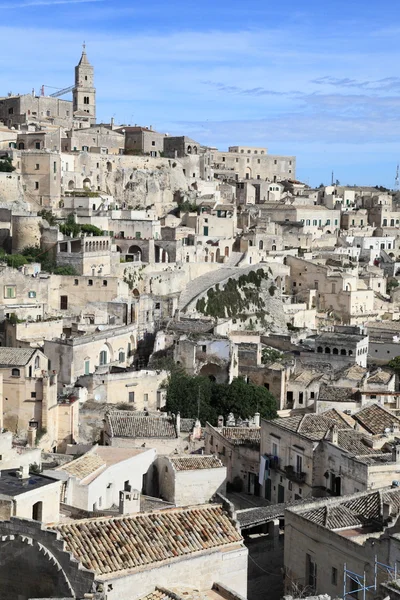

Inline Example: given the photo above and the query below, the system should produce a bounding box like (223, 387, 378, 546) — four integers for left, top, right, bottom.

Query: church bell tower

(73, 44, 96, 124)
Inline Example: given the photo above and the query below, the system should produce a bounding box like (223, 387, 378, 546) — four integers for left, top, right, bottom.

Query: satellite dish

(385, 427, 391, 434)
(94, 394, 101, 402)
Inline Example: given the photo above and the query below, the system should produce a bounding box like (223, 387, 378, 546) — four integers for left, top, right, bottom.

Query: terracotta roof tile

(0, 347, 36, 367)
(220, 427, 260, 446)
(170, 456, 224, 471)
(52, 505, 242, 576)
(353, 404, 400, 435)
(107, 410, 177, 439)
(58, 453, 105, 480)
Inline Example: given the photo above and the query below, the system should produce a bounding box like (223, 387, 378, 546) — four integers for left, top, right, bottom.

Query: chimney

(254, 412, 261, 427)
(27, 427, 36, 448)
(175, 412, 181, 437)
(20, 465, 29, 479)
(392, 444, 400, 463)
(330, 425, 338, 445)
(111, 117, 114, 128)
(119, 489, 140, 515)
(192, 419, 202, 440)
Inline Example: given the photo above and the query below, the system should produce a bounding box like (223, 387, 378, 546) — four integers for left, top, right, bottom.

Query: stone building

(0, 466, 61, 524)
(0, 47, 95, 129)
(48, 445, 156, 511)
(284, 488, 400, 599)
(205, 422, 261, 495)
(260, 404, 400, 504)
(212, 146, 295, 183)
(123, 126, 165, 157)
(76, 367, 168, 408)
(43, 323, 138, 387)
(155, 455, 226, 506)
(56, 235, 120, 276)
(0, 347, 55, 433)
(103, 410, 196, 454)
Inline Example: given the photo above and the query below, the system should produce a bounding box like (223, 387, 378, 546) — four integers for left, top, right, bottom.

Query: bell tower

(73, 43, 96, 124)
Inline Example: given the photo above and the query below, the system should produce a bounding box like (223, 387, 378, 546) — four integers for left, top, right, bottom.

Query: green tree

(165, 371, 277, 424)
(262, 347, 283, 364)
(0, 157, 15, 172)
(53, 265, 78, 275)
(38, 209, 58, 226)
(59, 214, 81, 237)
(389, 356, 400, 373)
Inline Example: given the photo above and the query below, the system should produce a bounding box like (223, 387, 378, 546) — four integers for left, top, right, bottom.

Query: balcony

(284, 465, 306, 484)
(267, 455, 281, 470)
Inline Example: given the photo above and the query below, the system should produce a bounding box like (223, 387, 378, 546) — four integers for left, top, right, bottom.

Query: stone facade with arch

(0, 519, 95, 598)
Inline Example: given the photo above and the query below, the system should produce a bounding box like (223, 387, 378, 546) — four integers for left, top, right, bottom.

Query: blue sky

(2, 0, 400, 187)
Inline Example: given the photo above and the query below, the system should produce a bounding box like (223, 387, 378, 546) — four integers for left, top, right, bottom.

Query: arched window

(11, 368, 20, 377)
(317, 346, 323, 353)
(340, 349, 346, 355)
(348, 350, 353, 356)
(34, 356, 40, 369)
(259, 240, 264, 250)
(119, 351, 125, 363)
(32, 501, 43, 521)
(325, 347, 331, 354)
(18, 142, 24, 150)
(332, 348, 339, 355)
(383, 219, 388, 226)
(99, 350, 108, 365)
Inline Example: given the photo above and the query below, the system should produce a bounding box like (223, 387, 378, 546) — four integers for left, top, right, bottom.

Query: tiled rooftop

(336, 430, 386, 456)
(272, 409, 353, 441)
(297, 489, 400, 531)
(220, 427, 261, 446)
(353, 404, 400, 435)
(170, 456, 224, 471)
(106, 410, 177, 439)
(52, 505, 242, 576)
(59, 453, 105, 480)
(0, 347, 36, 367)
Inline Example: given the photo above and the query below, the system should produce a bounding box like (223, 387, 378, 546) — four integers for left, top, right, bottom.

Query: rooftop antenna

(395, 164, 399, 191)
(331, 171, 334, 186)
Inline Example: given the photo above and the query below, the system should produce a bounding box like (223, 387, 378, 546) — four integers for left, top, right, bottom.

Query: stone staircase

(178, 259, 264, 311)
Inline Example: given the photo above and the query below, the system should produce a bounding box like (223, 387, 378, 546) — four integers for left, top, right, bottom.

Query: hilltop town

(2, 48, 400, 600)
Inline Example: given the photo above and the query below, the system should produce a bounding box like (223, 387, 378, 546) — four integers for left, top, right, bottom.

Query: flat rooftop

(0, 469, 58, 497)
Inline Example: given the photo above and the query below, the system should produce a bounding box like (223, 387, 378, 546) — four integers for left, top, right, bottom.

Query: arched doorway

(128, 245, 142, 262)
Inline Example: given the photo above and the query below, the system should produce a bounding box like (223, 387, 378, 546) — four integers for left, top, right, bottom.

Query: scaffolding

(343, 556, 397, 600)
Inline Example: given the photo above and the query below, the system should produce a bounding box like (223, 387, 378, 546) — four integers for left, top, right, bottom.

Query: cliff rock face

(185, 266, 288, 334)
(104, 160, 188, 216)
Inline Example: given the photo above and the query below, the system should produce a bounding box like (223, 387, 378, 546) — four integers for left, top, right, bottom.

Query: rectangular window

(296, 454, 303, 474)
(35, 182, 39, 190)
(28, 291, 36, 298)
(53, 161, 57, 174)
(306, 554, 317, 590)
(88, 280, 93, 286)
(35, 164, 40, 170)
(144, 393, 148, 404)
(35, 142, 40, 149)
(60, 295, 68, 310)
(128, 391, 135, 403)
(31, 392, 37, 399)
(84, 360, 90, 375)
(74, 279, 78, 286)
(332, 567, 337, 586)
(4, 286, 16, 299)
(103, 280, 107, 287)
